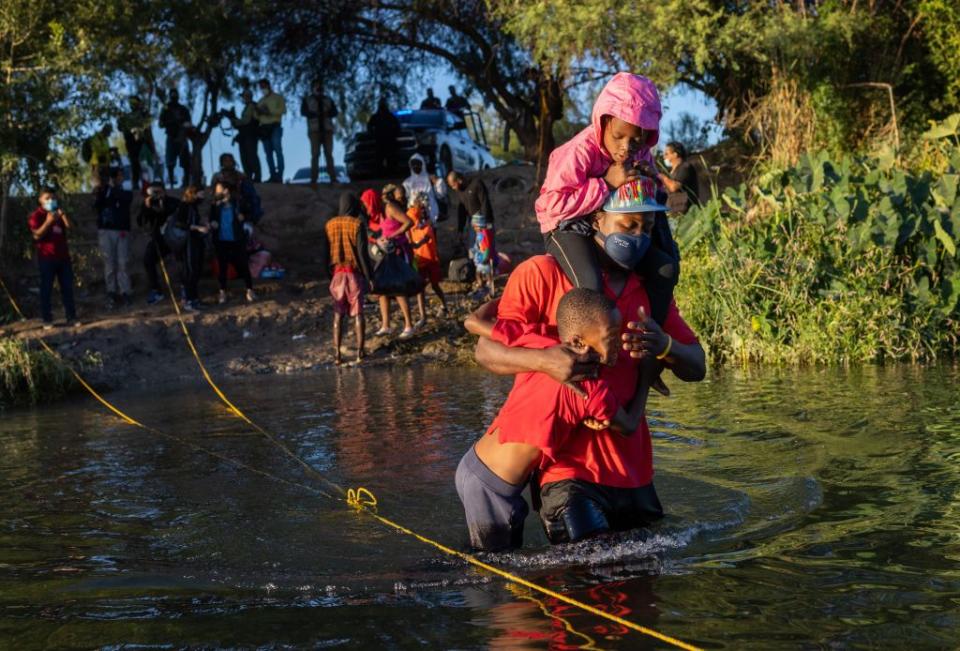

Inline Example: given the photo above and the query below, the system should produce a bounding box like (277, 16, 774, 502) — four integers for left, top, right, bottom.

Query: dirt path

(1, 166, 544, 391)
(1, 275, 489, 390)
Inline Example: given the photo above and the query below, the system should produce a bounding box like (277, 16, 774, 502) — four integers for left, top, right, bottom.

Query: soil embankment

(1, 166, 544, 391)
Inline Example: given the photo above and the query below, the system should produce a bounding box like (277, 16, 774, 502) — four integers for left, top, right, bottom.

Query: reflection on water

(2, 364, 959, 649)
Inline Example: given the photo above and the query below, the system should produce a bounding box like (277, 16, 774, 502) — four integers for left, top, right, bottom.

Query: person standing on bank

(93, 167, 133, 309)
(445, 85, 470, 116)
(301, 79, 339, 187)
(175, 185, 209, 312)
(256, 78, 286, 183)
(446, 170, 494, 243)
(325, 192, 375, 365)
(28, 188, 78, 329)
(117, 95, 155, 190)
(231, 89, 261, 183)
(420, 88, 442, 110)
(159, 88, 191, 188)
(657, 141, 700, 215)
(138, 181, 180, 305)
(209, 181, 255, 305)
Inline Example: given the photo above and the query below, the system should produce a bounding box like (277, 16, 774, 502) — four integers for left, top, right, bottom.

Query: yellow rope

(0, 276, 333, 498)
(349, 486, 701, 651)
(158, 257, 346, 497)
(505, 583, 606, 651)
(2, 271, 702, 651)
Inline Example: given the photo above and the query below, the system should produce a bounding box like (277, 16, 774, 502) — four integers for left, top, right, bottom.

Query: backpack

(448, 257, 475, 283)
(240, 179, 264, 223)
(161, 214, 188, 253)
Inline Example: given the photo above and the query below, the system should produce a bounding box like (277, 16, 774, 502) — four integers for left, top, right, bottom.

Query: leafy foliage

(675, 117, 960, 364)
(494, 1, 949, 161)
(0, 338, 75, 408)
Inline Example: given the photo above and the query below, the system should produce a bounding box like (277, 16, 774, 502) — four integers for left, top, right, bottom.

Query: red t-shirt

(28, 207, 70, 261)
(491, 255, 699, 489)
(489, 371, 620, 464)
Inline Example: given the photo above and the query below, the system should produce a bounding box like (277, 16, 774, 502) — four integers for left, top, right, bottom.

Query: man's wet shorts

(329, 268, 365, 317)
(537, 479, 664, 544)
(455, 445, 528, 551)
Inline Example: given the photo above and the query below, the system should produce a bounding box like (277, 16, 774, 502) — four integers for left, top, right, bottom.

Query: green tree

(266, 0, 613, 177)
(493, 0, 949, 164)
(920, 0, 960, 112)
(149, 0, 262, 185)
(0, 0, 155, 260)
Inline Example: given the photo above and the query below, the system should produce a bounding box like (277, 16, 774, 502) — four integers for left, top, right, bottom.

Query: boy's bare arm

(609, 386, 648, 434)
(463, 298, 499, 338)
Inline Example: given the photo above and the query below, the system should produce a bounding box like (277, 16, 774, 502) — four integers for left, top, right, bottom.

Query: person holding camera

(28, 188, 78, 329)
(174, 185, 209, 311)
(137, 181, 180, 304)
(209, 180, 255, 304)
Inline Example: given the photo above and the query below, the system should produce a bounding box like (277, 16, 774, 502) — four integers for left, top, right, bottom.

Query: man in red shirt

(28, 188, 78, 328)
(457, 289, 652, 551)
(471, 206, 705, 544)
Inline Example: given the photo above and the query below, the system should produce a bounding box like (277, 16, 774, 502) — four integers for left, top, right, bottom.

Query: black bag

(162, 214, 188, 253)
(448, 257, 475, 283)
(372, 250, 425, 297)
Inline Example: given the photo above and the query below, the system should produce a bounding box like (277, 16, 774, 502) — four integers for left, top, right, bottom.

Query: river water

(1, 364, 959, 649)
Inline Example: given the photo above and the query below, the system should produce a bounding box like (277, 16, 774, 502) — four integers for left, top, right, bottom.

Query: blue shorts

(455, 445, 529, 551)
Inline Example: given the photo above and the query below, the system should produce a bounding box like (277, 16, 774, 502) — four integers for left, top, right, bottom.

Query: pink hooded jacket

(534, 73, 662, 233)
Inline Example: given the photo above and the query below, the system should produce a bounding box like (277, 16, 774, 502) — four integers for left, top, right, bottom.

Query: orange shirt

(407, 211, 439, 267)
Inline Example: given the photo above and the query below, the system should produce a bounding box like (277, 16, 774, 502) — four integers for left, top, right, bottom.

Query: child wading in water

(536, 71, 679, 412)
(456, 289, 651, 551)
(407, 191, 448, 326)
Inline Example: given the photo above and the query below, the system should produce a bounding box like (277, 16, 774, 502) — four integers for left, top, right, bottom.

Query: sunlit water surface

(2, 364, 959, 649)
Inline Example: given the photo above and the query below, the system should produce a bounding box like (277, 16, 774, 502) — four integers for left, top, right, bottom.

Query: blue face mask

(598, 231, 651, 270)
(43, 199, 58, 212)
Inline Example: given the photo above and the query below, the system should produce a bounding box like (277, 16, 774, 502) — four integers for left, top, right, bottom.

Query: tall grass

(675, 121, 960, 365)
(0, 338, 75, 408)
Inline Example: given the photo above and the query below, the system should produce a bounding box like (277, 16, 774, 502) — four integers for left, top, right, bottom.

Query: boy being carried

(455, 289, 649, 552)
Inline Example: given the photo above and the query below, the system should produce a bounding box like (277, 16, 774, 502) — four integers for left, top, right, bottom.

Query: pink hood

(591, 72, 661, 154)
(535, 73, 662, 232)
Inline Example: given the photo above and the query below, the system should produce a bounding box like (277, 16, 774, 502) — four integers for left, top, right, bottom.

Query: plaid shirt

(325, 215, 372, 279)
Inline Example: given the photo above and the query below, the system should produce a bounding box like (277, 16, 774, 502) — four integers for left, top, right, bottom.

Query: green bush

(675, 119, 960, 365)
(0, 338, 75, 408)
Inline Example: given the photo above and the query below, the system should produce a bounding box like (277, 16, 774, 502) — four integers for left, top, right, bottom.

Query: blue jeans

(38, 259, 77, 323)
(260, 124, 284, 180)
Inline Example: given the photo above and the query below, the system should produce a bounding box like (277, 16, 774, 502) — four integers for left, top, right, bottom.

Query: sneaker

(414, 318, 426, 329)
(218, 290, 227, 305)
(374, 326, 394, 337)
(146, 290, 164, 305)
(398, 327, 415, 340)
(245, 289, 256, 303)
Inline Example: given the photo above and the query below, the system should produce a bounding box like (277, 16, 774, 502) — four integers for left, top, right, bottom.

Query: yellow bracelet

(656, 335, 673, 360)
